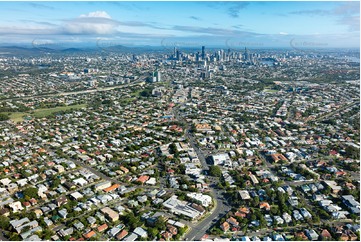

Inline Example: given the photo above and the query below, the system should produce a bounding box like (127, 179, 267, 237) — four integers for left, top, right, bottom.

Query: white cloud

(279, 32, 288, 35)
(63, 11, 119, 34)
(80, 11, 111, 19)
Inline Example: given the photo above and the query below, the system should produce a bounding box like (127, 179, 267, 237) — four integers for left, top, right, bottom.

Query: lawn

(130, 89, 142, 97)
(264, 89, 279, 93)
(2, 104, 86, 122)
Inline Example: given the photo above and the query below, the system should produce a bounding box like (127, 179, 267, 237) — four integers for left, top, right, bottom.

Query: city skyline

(0, 1, 359, 48)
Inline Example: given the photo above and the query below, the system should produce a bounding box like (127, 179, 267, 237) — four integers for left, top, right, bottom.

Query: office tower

(151, 71, 157, 82)
(176, 50, 180, 60)
(244, 47, 249, 62)
(156, 71, 161, 82)
(196, 52, 200, 62)
(174, 47, 176, 57)
(201, 46, 205, 60)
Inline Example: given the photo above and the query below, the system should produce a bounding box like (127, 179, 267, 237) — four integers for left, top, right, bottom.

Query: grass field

(130, 89, 142, 97)
(1, 104, 86, 122)
(264, 89, 279, 93)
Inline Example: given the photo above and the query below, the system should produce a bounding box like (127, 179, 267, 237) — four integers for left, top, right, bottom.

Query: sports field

(1, 104, 86, 122)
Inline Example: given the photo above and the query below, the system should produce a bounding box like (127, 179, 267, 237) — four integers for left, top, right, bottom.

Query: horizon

(0, 43, 360, 51)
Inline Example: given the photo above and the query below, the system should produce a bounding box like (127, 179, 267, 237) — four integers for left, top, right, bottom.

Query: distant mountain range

(0, 45, 169, 56)
(0, 46, 84, 56)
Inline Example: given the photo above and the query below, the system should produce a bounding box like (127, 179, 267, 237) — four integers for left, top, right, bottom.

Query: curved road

(173, 106, 231, 241)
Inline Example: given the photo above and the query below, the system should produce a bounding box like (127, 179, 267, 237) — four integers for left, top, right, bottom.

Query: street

(172, 106, 231, 241)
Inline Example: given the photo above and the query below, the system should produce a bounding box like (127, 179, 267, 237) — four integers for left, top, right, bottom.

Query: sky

(0, 1, 359, 49)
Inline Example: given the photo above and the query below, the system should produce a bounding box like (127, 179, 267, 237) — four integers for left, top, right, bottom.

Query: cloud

(290, 2, 360, 17)
(171, 25, 262, 38)
(79, 11, 111, 19)
(62, 11, 119, 34)
(0, 12, 167, 37)
(0, 26, 60, 35)
(227, 2, 250, 18)
(279, 32, 288, 35)
(62, 11, 167, 34)
(332, 2, 360, 31)
(117, 21, 166, 30)
(20, 20, 59, 27)
(203, 2, 250, 18)
(333, 1, 360, 15)
(190, 16, 201, 21)
(232, 25, 244, 30)
(337, 15, 360, 32)
(28, 3, 55, 10)
(289, 2, 360, 32)
(289, 9, 330, 16)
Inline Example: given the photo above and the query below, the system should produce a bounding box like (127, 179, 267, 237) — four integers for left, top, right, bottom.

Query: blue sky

(0, 1, 359, 48)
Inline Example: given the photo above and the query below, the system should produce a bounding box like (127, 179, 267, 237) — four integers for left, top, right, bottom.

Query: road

(71, 159, 122, 184)
(172, 106, 231, 241)
(312, 101, 359, 123)
(184, 189, 230, 241)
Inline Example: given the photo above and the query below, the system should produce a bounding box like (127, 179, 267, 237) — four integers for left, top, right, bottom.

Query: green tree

(9, 232, 21, 241)
(23, 187, 38, 199)
(270, 206, 279, 216)
(51, 178, 61, 189)
(345, 146, 360, 159)
(42, 229, 54, 240)
(0, 113, 9, 121)
(209, 165, 222, 177)
(252, 196, 260, 207)
(0, 215, 9, 230)
(154, 217, 166, 231)
(148, 227, 159, 239)
(123, 212, 141, 230)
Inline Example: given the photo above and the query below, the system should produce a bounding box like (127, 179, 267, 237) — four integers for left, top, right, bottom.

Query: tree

(178, 226, 188, 235)
(42, 229, 54, 240)
(154, 217, 166, 231)
(270, 206, 279, 216)
(9, 232, 20, 241)
(259, 216, 266, 228)
(169, 143, 177, 154)
(123, 212, 141, 230)
(23, 187, 38, 199)
(0, 215, 9, 230)
(0, 113, 9, 121)
(252, 196, 260, 207)
(140, 88, 153, 97)
(345, 146, 360, 159)
(178, 164, 186, 174)
(148, 227, 159, 239)
(51, 178, 61, 189)
(209, 165, 222, 177)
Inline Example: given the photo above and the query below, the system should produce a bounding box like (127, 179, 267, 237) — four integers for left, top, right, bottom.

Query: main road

(311, 100, 359, 123)
(172, 106, 231, 241)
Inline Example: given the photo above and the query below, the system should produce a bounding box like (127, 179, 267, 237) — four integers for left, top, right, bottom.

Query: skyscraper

(152, 71, 157, 82)
(244, 47, 249, 62)
(196, 52, 200, 62)
(156, 71, 161, 82)
(201, 46, 205, 60)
